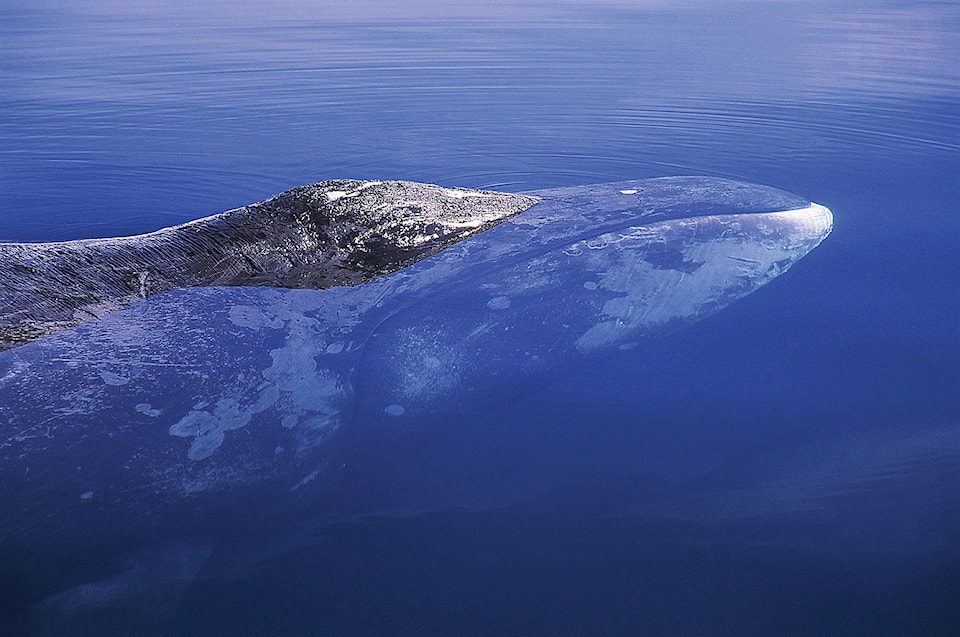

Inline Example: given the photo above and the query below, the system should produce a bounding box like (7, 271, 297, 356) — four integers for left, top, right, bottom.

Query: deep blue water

(1, 0, 958, 635)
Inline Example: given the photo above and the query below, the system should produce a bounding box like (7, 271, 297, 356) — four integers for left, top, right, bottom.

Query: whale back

(0, 180, 536, 351)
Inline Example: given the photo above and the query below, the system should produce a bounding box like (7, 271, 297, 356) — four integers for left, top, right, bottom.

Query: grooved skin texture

(0, 180, 538, 351)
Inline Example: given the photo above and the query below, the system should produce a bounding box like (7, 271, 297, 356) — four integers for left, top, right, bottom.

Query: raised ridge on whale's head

(240, 180, 539, 288)
(0, 180, 537, 351)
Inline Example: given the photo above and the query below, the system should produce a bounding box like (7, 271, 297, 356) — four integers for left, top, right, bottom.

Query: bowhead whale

(0, 180, 536, 350)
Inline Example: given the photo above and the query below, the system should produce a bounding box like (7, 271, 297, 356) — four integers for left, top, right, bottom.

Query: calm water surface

(1, 0, 958, 635)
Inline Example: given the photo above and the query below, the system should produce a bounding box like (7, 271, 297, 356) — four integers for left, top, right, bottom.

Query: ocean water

(1, 0, 958, 635)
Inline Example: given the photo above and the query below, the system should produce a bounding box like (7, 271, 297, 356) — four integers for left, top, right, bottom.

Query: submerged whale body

(0, 176, 831, 627)
(0, 180, 537, 350)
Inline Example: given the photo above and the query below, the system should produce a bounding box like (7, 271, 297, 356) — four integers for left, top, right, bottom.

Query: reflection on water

(803, 4, 960, 97)
(0, 0, 957, 634)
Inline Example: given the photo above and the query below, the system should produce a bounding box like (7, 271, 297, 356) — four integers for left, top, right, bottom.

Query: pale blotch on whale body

(135, 403, 161, 417)
(167, 292, 351, 462)
(391, 325, 462, 402)
(168, 399, 251, 461)
(98, 370, 129, 386)
(486, 296, 511, 310)
(168, 388, 282, 461)
(384, 404, 406, 417)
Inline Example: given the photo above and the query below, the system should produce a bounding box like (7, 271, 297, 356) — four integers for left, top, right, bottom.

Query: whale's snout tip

(779, 201, 833, 250)
(805, 202, 834, 240)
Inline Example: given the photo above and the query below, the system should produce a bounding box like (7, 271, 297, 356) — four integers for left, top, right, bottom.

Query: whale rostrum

(0, 180, 538, 350)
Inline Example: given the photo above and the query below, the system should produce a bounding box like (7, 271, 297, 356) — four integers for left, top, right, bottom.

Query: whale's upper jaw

(241, 180, 539, 288)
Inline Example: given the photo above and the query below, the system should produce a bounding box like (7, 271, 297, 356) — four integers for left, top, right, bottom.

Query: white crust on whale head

(325, 180, 384, 202)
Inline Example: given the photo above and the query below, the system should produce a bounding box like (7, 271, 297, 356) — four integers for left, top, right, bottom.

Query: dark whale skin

(0, 180, 537, 350)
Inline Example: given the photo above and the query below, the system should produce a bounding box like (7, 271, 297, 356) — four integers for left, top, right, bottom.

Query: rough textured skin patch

(0, 180, 537, 350)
